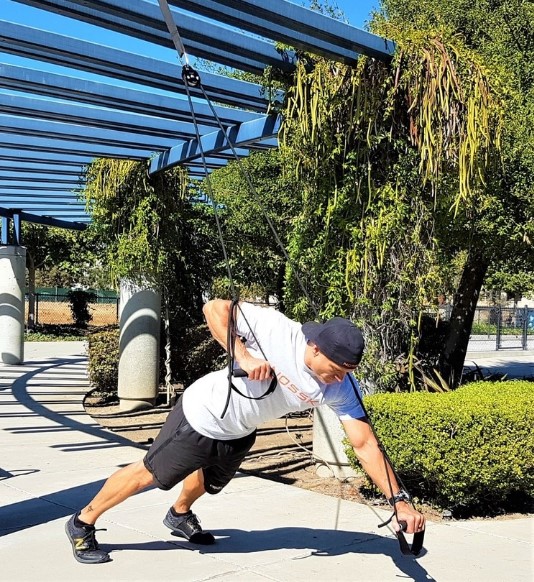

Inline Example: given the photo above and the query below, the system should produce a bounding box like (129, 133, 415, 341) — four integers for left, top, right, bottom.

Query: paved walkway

(0, 342, 532, 582)
(464, 349, 534, 379)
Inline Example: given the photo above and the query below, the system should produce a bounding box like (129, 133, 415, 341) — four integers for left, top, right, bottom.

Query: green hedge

(86, 327, 120, 397)
(346, 381, 534, 516)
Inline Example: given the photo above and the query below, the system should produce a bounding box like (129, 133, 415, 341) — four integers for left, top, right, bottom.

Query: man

(65, 299, 425, 564)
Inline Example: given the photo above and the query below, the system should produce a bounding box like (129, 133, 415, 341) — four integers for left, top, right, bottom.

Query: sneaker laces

(185, 512, 201, 531)
(80, 526, 107, 550)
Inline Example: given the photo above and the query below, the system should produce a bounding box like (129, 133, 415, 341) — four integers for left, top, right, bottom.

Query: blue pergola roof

(0, 0, 394, 234)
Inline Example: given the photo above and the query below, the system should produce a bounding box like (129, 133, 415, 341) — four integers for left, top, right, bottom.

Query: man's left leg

(172, 469, 206, 513)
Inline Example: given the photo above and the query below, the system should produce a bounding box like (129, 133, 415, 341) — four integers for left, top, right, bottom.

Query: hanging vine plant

(83, 158, 191, 286)
(82, 158, 219, 397)
(279, 26, 505, 391)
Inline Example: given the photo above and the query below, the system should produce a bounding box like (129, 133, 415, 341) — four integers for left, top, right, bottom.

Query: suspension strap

(348, 375, 425, 556)
(221, 299, 278, 418)
(158, 0, 282, 418)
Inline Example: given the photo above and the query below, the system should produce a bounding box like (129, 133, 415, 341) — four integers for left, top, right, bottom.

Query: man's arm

(342, 417, 425, 534)
(202, 299, 272, 380)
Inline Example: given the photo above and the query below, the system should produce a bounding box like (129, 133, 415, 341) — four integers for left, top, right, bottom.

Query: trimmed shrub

(346, 380, 534, 516)
(86, 327, 120, 398)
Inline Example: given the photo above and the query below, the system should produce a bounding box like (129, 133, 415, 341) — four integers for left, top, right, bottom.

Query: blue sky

(288, 0, 380, 27)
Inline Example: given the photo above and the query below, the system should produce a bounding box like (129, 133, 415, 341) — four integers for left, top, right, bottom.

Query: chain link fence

(25, 292, 119, 327)
(426, 305, 534, 351)
(26, 294, 533, 348)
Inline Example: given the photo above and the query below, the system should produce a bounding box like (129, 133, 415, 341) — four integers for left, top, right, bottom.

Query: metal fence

(26, 294, 533, 348)
(25, 292, 119, 327)
(429, 305, 534, 352)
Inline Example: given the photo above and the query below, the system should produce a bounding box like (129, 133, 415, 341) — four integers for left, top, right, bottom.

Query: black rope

(158, 5, 281, 417)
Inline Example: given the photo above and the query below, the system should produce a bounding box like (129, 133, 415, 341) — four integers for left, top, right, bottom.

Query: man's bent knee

(129, 460, 156, 489)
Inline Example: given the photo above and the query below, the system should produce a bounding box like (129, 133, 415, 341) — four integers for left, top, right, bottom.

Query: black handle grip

(398, 520, 408, 532)
(233, 369, 249, 378)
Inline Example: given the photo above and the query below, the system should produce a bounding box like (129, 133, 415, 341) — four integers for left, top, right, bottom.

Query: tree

(278, 27, 504, 391)
(204, 149, 299, 307)
(376, 0, 534, 385)
(82, 158, 220, 390)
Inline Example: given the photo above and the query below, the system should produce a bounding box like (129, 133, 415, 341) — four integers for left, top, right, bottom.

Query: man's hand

(394, 502, 426, 534)
(239, 355, 273, 381)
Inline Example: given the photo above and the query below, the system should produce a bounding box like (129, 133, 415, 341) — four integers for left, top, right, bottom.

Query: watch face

(397, 490, 411, 502)
(389, 490, 411, 505)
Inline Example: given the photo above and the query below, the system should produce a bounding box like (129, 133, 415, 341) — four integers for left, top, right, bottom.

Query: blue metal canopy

(0, 0, 394, 234)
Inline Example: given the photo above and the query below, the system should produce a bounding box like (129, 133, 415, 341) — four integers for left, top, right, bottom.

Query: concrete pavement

(464, 349, 534, 380)
(0, 342, 532, 582)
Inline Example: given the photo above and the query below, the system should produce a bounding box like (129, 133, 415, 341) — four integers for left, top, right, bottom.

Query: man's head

(302, 317, 364, 384)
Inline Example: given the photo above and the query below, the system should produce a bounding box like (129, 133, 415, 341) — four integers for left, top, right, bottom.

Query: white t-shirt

(182, 302, 366, 440)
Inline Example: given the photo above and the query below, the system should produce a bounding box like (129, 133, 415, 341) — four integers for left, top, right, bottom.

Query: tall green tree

(204, 149, 299, 307)
(375, 0, 534, 385)
(83, 158, 220, 388)
(279, 26, 505, 390)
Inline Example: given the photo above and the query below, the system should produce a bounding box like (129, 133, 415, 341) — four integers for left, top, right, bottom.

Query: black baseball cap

(302, 317, 364, 369)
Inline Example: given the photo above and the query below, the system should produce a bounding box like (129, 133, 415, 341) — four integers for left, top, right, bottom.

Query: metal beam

(1, 114, 179, 150)
(0, 148, 94, 166)
(0, 21, 277, 111)
(0, 162, 85, 176)
(0, 207, 88, 229)
(0, 92, 216, 139)
(170, 0, 395, 62)
(0, 133, 155, 159)
(0, 195, 84, 204)
(0, 64, 263, 128)
(0, 133, 165, 160)
(1, 172, 82, 183)
(0, 182, 80, 191)
(150, 115, 280, 173)
(0, 201, 85, 208)
(0, 196, 83, 204)
(11, 0, 293, 75)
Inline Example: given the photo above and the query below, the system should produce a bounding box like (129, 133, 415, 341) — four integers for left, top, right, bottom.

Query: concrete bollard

(313, 405, 357, 479)
(118, 280, 161, 412)
(0, 246, 26, 365)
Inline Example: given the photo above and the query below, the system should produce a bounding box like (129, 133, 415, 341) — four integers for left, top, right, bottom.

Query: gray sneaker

(163, 509, 215, 544)
(65, 513, 110, 564)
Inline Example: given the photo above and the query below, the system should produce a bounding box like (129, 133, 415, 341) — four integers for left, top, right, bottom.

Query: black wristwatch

(388, 489, 411, 506)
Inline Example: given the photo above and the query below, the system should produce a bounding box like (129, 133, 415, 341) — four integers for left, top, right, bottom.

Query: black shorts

(143, 397, 256, 493)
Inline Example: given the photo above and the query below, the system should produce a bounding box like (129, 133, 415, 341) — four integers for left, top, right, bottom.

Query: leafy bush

(346, 381, 534, 516)
(171, 323, 226, 387)
(86, 327, 120, 398)
(25, 323, 88, 341)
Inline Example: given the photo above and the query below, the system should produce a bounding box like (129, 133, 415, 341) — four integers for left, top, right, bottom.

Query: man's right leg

(65, 460, 154, 564)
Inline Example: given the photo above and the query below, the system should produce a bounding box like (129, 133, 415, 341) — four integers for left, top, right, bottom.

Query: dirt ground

(84, 391, 445, 521)
(27, 301, 118, 326)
